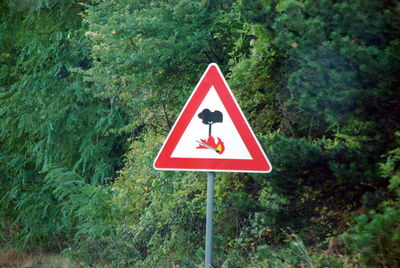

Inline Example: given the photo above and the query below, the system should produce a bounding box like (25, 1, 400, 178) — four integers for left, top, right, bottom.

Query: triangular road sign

(153, 63, 272, 173)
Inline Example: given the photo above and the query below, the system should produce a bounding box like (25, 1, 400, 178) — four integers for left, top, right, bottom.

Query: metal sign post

(205, 172, 215, 268)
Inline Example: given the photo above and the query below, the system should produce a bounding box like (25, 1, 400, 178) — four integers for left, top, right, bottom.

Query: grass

(0, 249, 86, 268)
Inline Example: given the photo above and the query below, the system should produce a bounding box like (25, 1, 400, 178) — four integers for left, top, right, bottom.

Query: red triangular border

(153, 63, 272, 173)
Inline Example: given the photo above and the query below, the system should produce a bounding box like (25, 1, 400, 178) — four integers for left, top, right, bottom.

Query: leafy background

(1, 0, 399, 267)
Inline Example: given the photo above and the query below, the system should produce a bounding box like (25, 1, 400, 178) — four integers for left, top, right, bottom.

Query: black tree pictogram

(198, 109, 223, 137)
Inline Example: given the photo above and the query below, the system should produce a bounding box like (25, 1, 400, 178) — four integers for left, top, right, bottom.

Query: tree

(0, 0, 127, 248)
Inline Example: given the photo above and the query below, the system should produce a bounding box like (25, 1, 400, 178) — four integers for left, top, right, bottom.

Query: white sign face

(171, 86, 252, 159)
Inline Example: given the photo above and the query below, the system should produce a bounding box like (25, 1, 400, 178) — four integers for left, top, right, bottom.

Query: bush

(341, 207, 400, 268)
(342, 141, 400, 267)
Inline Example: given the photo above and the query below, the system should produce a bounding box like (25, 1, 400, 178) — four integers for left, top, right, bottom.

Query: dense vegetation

(1, 0, 399, 267)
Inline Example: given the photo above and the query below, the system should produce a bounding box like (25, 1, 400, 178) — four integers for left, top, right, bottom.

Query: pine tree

(0, 0, 127, 248)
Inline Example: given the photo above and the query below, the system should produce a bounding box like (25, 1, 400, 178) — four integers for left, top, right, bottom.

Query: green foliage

(84, 0, 243, 133)
(381, 132, 400, 200)
(228, 24, 282, 135)
(341, 133, 400, 267)
(220, 232, 351, 268)
(1, 0, 400, 267)
(341, 207, 400, 268)
(270, 0, 400, 129)
(67, 132, 208, 266)
(0, 0, 127, 249)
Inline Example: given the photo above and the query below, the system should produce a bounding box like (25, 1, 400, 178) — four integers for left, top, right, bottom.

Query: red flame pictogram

(196, 136, 225, 154)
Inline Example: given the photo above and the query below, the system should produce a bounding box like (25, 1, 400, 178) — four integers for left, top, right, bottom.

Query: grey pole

(205, 172, 215, 268)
